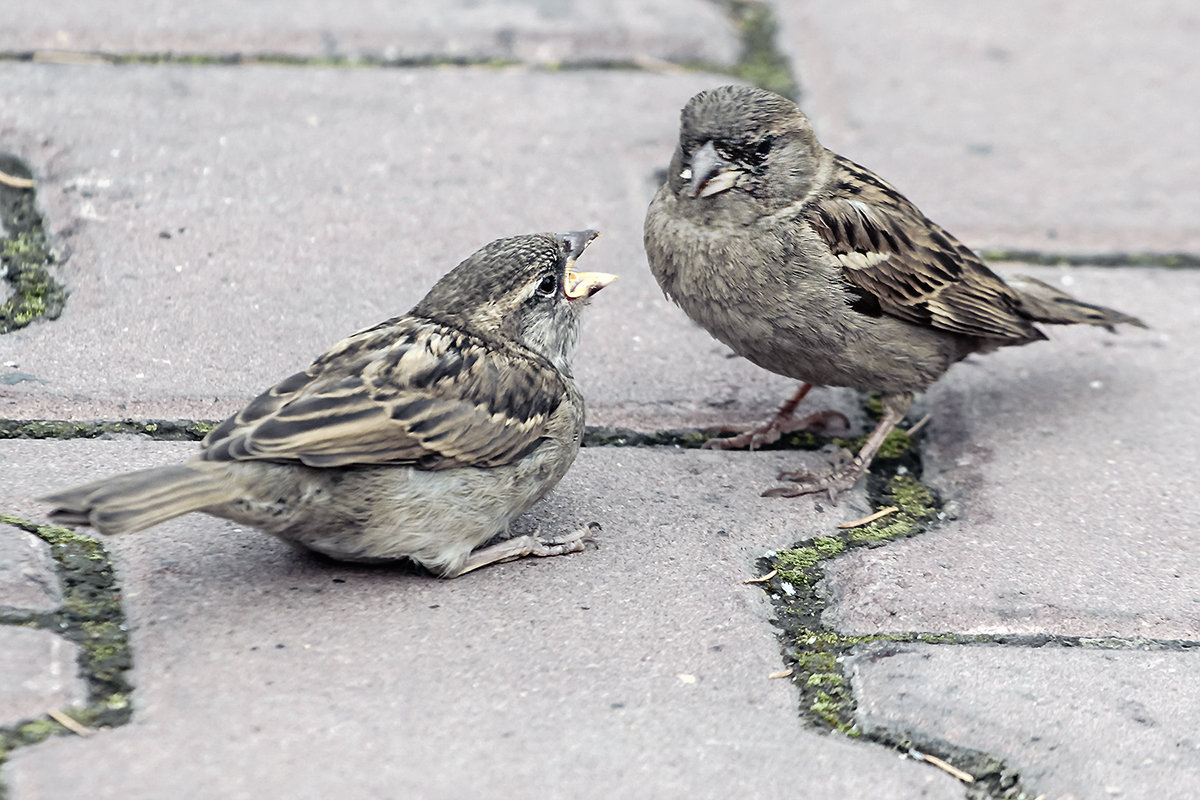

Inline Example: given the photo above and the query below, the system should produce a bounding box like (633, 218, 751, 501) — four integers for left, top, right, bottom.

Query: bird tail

(40, 464, 238, 536)
(1008, 274, 1147, 332)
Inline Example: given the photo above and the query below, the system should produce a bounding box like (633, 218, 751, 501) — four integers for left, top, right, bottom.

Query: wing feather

(200, 317, 564, 469)
(805, 156, 1045, 343)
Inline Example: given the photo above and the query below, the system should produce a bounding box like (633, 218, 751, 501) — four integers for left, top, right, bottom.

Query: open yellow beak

(565, 270, 618, 300)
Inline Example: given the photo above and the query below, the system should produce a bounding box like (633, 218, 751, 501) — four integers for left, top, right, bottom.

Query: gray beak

(689, 140, 740, 198)
(558, 229, 601, 265)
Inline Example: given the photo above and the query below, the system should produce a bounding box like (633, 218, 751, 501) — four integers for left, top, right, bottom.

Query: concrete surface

(0, 528, 59, 611)
(3, 441, 955, 800)
(849, 643, 1200, 800)
(774, 0, 1200, 252)
(0, 0, 739, 66)
(2, 2, 1198, 799)
(823, 266, 1200, 640)
(0, 63, 810, 430)
(0, 628, 86, 727)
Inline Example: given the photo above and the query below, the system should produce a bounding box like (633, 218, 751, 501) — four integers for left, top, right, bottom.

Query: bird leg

(702, 382, 851, 450)
(764, 392, 913, 503)
(451, 522, 600, 577)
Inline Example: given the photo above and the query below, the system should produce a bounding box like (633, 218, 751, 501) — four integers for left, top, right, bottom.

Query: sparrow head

(669, 85, 829, 211)
(413, 231, 616, 372)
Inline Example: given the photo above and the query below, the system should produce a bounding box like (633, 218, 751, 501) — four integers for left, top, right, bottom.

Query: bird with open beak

(43, 231, 616, 577)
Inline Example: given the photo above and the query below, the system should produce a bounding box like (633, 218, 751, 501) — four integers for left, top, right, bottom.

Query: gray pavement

(2, 2, 1199, 798)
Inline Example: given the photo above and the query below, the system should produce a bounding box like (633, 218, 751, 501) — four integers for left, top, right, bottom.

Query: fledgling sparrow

(644, 85, 1144, 500)
(43, 232, 616, 576)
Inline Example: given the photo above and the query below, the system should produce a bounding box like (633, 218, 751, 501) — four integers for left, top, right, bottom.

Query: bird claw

(762, 461, 865, 504)
(702, 410, 851, 451)
(533, 522, 600, 555)
(453, 523, 598, 576)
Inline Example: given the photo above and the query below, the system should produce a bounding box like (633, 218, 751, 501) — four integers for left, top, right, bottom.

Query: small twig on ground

(837, 506, 899, 529)
(909, 749, 975, 783)
(48, 709, 94, 737)
(905, 413, 932, 438)
(767, 668, 793, 680)
(744, 568, 777, 584)
(0, 169, 35, 189)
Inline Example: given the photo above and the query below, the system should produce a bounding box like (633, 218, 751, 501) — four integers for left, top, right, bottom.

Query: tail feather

(40, 464, 239, 536)
(1009, 274, 1147, 332)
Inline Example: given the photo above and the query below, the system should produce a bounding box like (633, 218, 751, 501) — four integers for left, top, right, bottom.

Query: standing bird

(644, 85, 1144, 500)
(43, 232, 616, 577)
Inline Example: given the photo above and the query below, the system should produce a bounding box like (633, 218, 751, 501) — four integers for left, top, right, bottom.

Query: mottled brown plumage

(644, 85, 1144, 499)
(43, 232, 615, 576)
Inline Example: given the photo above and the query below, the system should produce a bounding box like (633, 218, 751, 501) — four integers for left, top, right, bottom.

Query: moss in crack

(747, 424, 1041, 796)
(750, 475, 1043, 797)
(979, 248, 1200, 269)
(775, 536, 845, 585)
(0, 515, 133, 769)
(713, 0, 799, 100)
(0, 418, 219, 441)
(1, 155, 66, 333)
(832, 427, 914, 461)
(846, 474, 936, 544)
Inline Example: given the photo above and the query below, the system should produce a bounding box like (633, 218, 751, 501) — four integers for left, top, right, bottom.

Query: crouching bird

(644, 85, 1144, 500)
(43, 231, 615, 577)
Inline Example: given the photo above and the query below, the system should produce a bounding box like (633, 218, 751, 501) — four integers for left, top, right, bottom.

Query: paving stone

(848, 643, 1200, 800)
(822, 266, 1200, 641)
(2, 438, 962, 799)
(0, 526, 60, 611)
(0, 63, 818, 432)
(0, 0, 739, 67)
(773, 0, 1200, 252)
(0, 627, 86, 726)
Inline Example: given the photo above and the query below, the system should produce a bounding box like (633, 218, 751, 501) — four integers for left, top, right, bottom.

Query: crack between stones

(979, 249, 1200, 269)
(4, 410, 1189, 798)
(0, 0, 803, 101)
(0, 515, 133, 786)
(0, 154, 65, 334)
(3, 6, 1183, 792)
(744, 434, 1046, 799)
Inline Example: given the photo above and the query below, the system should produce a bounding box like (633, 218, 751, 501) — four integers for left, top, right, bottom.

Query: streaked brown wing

(805, 156, 1043, 343)
(199, 317, 564, 469)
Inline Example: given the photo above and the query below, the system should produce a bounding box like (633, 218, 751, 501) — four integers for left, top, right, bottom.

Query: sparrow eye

(754, 136, 773, 161)
(536, 272, 559, 297)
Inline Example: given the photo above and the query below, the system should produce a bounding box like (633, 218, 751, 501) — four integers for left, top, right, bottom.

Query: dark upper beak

(689, 140, 740, 199)
(558, 229, 600, 265)
(557, 230, 617, 300)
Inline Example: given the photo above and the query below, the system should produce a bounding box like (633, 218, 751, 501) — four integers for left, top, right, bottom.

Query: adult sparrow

(43, 231, 616, 577)
(644, 85, 1144, 499)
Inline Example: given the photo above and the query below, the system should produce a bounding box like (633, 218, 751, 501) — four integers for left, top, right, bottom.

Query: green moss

(862, 392, 884, 418)
(811, 689, 859, 735)
(805, 672, 843, 688)
(0, 238, 65, 331)
(846, 475, 936, 543)
(887, 474, 935, 517)
(0, 716, 65, 762)
(774, 536, 845, 584)
(0, 514, 134, 764)
(774, 429, 826, 450)
(187, 420, 218, 438)
(0, 418, 220, 441)
(1, 160, 67, 333)
(832, 427, 913, 460)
